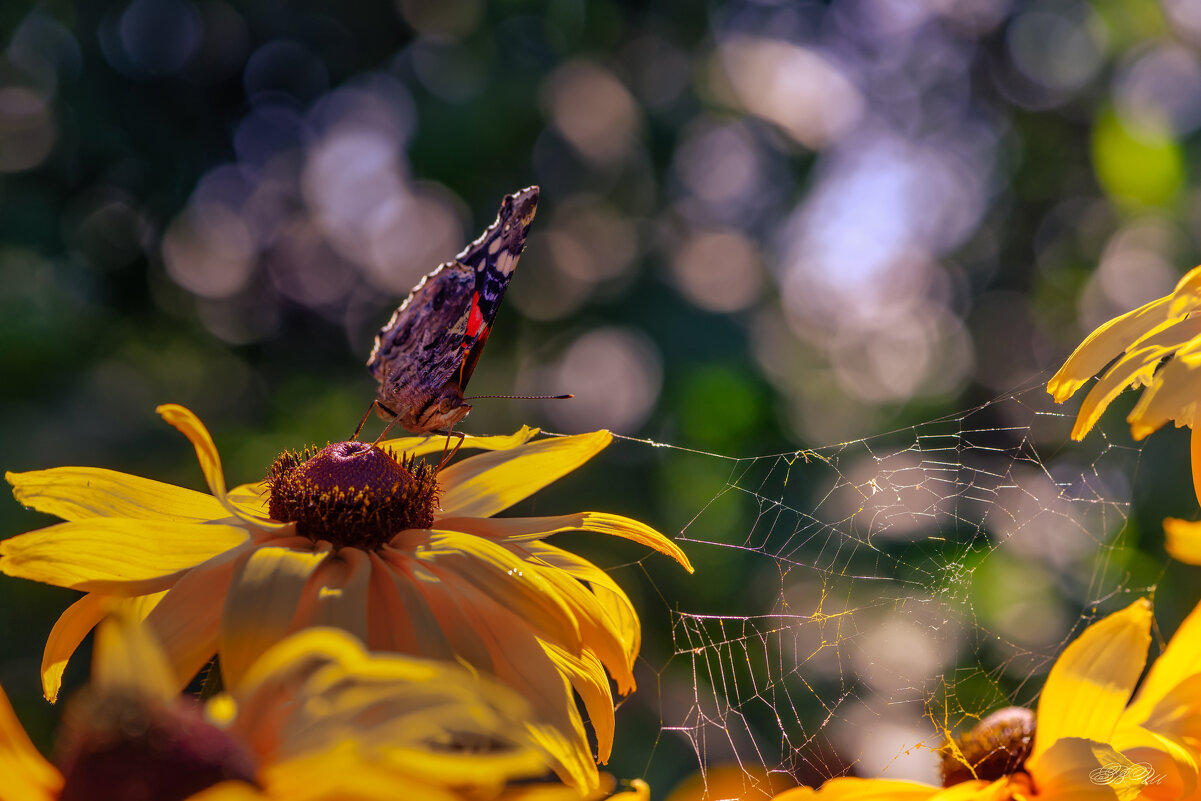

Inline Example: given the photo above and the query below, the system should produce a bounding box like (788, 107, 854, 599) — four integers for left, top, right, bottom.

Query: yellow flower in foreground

(1047, 265, 1201, 563)
(780, 598, 1201, 800)
(0, 613, 643, 801)
(2, 405, 693, 791)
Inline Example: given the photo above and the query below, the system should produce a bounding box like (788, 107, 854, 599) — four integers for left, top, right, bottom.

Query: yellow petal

(290, 548, 371, 645)
(1164, 517, 1201, 565)
(183, 781, 263, 801)
(92, 612, 177, 701)
(1169, 265, 1201, 317)
(0, 518, 248, 591)
(381, 425, 541, 459)
(6, 467, 228, 522)
(0, 681, 62, 801)
(1126, 350, 1201, 439)
(227, 482, 271, 521)
(156, 404, 290, 532)
(607, 779, 651, 801)
(1193, 425, 1201, 510)
(416, 530, 582, 653)
(1027, 737, 1143, 800)
(41, 592, 106, 702)
(219, 545, 329, 686)
(1070, 344, 1175, 440)
(1033, 599, 1152, 761)
(803, 778, 942, 799)
(542, 643, 615, 763)
(1128, 595, 1201, 719)
(438, 512, 694, 573)
(1048, 296, 1173, 403)
(438, 430, 612, 518)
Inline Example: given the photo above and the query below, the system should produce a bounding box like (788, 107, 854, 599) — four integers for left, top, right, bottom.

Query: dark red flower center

(56, 689, 258, 801)
(266, 441, 439, 550)
(939, 706, 1036, 786)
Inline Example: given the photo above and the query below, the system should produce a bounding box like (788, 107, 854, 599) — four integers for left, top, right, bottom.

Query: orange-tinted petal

(156, 404, 290, 532)
(219, 545, 329, 685)
(1048, 295, 1173, 403)
(801, 777, 942, 799)
(291, 548, 371, 645)
(7, 466, 228, 523)
(365, 552, 455, 660)
(1071, 344, 1175, 440)
(415, 530, 582, 653)
(0, 681, 62, 801)
(1027, 737, 1143, 800)
(1032, 599, 1151, 761)
(1165, 517, 1201, 565)
(147, 550, 243, 689)
(542, 643, 615, 763)
(438, 430, 611, 518)
(1128, 596, 1201, 719)
(0, 518, 248, 591)
(1193, 424, 1201, 510)
(438, 511, 694, 573)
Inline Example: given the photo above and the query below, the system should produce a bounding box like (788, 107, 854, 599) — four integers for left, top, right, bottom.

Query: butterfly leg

(435, 426, 466, 472)
(353, 400, 398, 441)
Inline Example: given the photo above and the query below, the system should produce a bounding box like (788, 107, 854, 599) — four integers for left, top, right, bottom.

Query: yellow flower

(779, 598, 1201, 799)
(1047, 265, 1201, 563)
(2, 405, 693, 791)
(0, 612, 644, 801)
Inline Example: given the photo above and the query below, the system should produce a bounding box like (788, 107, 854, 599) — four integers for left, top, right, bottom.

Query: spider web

(623, 382, 1160, 798)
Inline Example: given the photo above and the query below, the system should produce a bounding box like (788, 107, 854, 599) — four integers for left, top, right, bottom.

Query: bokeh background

(2, 0, 1201, 797)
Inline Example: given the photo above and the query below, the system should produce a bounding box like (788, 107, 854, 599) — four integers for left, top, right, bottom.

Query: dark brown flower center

(266, 441, 439, 550)
(939, 706, 1036, 786)
(56, 689, 258, 801)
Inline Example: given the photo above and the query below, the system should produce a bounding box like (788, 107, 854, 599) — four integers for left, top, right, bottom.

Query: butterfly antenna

(463, 393, 574, 401)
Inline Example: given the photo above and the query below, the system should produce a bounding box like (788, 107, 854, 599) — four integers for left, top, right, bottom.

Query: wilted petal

(439, 430, 611, 518)
(1033, 599, 1151, 761)
(7, 466, 228, 522)
(0, 518, 248, 591)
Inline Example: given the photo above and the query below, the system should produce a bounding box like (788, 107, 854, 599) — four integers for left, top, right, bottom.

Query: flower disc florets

(56, 689, 258, 801)
(939, 706, 1036, 786)
(266, 441, 439, 550)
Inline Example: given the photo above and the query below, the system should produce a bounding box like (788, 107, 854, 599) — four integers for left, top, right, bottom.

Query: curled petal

(41, 593, 107, 703)
(0, 518, 248, 591)
(6, 467, 227, 522)
(1070, 343, 1176, 440)
(542, 642, 615, 763)
(1126, 345, 1201, 439)
(438, 512, 694, 573)
(439, 430, 612, 518)
(1164, 517, 1201, 566)
(1169, 265, 1201, 318)
(1033, 599, 1151, 761)
(1048, 296, 1173, 403)
(156, 404, 290, 532)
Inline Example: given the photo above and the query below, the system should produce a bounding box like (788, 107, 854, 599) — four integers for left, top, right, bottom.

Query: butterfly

(363, 185, 540, 435)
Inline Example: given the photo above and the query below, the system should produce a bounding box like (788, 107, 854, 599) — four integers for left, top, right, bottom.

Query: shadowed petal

(1027, 737, 1142, 800)
(41, 592, 106, 703)
(292, 548, 371, 645)
(367, 551, 456, 660)
(1126, 342, 1201, 439)
(1033, 599, 1151, 762)
(219, 545, 329, 685)
(542, 643, 615, 763)
(1128, 596, 1201, 720)
(93, 613, 177, 701)
(789, 777, 945, 799)
(438, 430, 611, 518)
(437, 512, 694, 572)
(7, 467, 228, 522)
(0, 518, 248, 590)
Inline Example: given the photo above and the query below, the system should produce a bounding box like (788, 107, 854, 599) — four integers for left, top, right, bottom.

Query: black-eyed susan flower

(0, 612, 645, 801)
(775, 598, 1201, 800)
(1047, 265, 1201, 565)
(2, 405, 693, 791)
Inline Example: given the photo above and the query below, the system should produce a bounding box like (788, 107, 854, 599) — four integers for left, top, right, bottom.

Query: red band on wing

(466, 291, 485, 339)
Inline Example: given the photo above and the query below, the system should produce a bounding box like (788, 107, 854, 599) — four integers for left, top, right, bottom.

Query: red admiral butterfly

(365, 186, 540, 435)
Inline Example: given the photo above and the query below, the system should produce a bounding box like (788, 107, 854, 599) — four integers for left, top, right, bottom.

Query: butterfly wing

(367, 261, 476, 419)
(452, 185, 539, 390)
